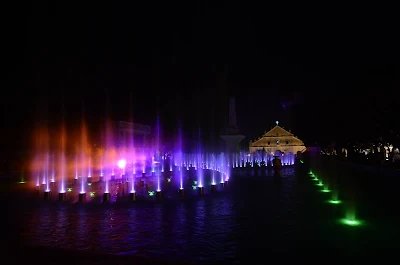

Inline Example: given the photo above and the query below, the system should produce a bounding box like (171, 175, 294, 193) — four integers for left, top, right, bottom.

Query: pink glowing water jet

(118, 159, 126, 169)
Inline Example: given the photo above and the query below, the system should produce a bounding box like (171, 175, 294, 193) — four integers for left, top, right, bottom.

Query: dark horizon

(3, 2, 399, 155)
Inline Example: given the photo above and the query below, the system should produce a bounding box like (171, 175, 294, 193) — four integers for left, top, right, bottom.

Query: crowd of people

(321, 142, 400, 168)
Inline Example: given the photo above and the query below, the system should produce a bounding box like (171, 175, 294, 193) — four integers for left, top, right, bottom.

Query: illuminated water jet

(130, 173, 135, 193)
(74, 154, 78, 182)
(179, 166, 183, 189)
(87, 157, 92, 182)
(156, 169, 161, 193)
(59, 153, 66, 193)
(80, 175, 85, 194)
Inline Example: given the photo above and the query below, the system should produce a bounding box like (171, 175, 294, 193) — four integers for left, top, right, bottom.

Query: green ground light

(67, 188, 73, 192)
(316, 182, 324, 186)
(320, 188, 331, 193)
(88, 183, 92, 186)
(90, 192, 95, 197)
(18, 181, 26, 184)
(339, 218, 363, 226)
(327, 199, 342, 204)
(313, 177, 319, 181)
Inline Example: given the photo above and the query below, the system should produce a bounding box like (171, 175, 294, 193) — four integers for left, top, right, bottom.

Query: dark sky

(3, 2, 399, 153)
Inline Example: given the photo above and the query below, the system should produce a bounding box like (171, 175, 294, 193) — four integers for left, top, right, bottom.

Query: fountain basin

(179, 188, 184, 197)
(44, 191, 51, 200)
(198, 186, 204, 196)
(103, 192, 110, 203)
(59, 192, 66, 201)
(78, 193, 86, 203)
(129, 192, 136, 201)
(156, 191, 162, 200)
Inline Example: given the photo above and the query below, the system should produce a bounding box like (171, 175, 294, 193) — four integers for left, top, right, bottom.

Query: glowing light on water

(320, 188, 331, 193)
(192, 180, 197, 190)
(339, 218, 363, 226)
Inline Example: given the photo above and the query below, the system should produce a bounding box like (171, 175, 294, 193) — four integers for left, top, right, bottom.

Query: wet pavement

(4, 159, 400, 264)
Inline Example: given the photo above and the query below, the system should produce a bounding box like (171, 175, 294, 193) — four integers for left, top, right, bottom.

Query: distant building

(249, 121, 306, 155)
(115, 121, 151, 148)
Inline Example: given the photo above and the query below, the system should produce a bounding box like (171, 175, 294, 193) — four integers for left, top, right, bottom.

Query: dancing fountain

(28, 106, 300, 205)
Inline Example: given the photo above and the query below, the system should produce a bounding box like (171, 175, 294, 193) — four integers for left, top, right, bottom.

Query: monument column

(220, 97, 245, 153)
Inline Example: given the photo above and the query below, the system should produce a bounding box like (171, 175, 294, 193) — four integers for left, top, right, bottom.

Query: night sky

(3, 2, 399, 155)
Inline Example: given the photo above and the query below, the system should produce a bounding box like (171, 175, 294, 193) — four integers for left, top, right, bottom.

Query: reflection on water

(22, 197, 239, 264)
(21, 169, 300, 264)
